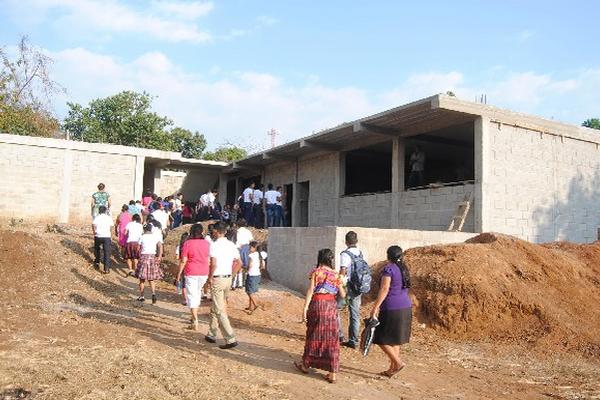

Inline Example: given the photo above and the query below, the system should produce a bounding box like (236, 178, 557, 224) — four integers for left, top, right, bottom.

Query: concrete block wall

(153, 170, 187, 197)
(485, 123, 600, 242)
(339, 193, 394, 227)
(268, 226, 476, 293)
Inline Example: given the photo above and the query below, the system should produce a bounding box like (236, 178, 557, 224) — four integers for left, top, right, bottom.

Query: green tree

(170, 127, 207, 159)
(0, 36, 62, 137)
(582, 118, 600, 130)
(203, 145, 248, 162)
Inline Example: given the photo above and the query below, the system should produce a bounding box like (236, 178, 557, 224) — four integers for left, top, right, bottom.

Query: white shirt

(151, 225, 164, 243)
(236, 227, 253, 247)
(173, 198, 182, 211)
(125, 221, 143, 243)
(93, 214, 113, 238)
(140, 233, 161, 255)
(253, 189, 264, 205)
(276, 191, 283, 206)
(339, 247, 366, 275)
(152, 209, 169, 229)
(210, 237, 240, 276)
(265, 190, 279, 205)
(242, 187, 254, 203)
(248, 251, 267, 276)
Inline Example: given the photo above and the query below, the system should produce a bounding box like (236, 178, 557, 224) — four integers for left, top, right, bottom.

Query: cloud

(4, 0, 213, 43)
(515, 29, 535, 42)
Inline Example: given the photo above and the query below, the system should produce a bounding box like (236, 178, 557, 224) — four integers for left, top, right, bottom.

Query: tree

(203, 145, 248, 162)
(0, 36, 62, 137)
(582, 118, 600, 130)
(170, 127, 207, 159)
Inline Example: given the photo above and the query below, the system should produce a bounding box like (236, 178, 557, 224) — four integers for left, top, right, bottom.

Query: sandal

(379, 364, 405, 378)
(324, 374, 336, 384)
(293, 361, 309, 374)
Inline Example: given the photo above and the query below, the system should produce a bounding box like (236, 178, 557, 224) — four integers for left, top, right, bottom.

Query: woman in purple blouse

(370, 245, 412, 377)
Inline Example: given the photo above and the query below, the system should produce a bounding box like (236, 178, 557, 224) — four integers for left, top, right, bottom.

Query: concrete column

(390, 138, 404, 227)
(133, 155, 145, 200)
(58, 147, 73, 223)
(333, 152, 342, 225)
(218, 172, 228, 206)
(474, 117, 491, 232)
(292, 159, 299, 227)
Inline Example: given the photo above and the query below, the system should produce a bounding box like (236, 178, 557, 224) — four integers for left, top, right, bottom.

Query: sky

(1, 0, 599, 150)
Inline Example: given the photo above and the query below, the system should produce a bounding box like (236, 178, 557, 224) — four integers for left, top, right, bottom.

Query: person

(264, 183, 280, 227)
(176, 224, 210, 331)
(151, 202, 169, 237)
(221, 205, 231, 223)
(182, 201, 194, 225)
(135, 223, 164, 304)
(252, 184, 265, 228)
(172, 193, 184, 228)
(294, 249, 345, 384)
(123, 213, 143, 276)
(175, 231, 190, 305)
(91, 183, 111, 218)
(116, 204, 132, 258)
(408, 146, 426, 187)
(275, 186, 284, 227)
(232, 219, 253, 290)
(245, 241, 266, 313)
(231, 204, 239, 225)
(127, 200, 138, 216)
(205, 222, 242, 349)
(370, 245, 412, 378)
(92, 205, 113, 274)
(141, 190, 153, 208)
(339, 231, 367, 349)
(242, 182, 255, 226)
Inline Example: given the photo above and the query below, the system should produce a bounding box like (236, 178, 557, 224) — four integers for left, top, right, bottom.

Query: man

(339, 231, 367, 349)
(172, 193, 184, 228)
(206, 222, 242, 349)
(242, 183, 255, 225)
(232, 218, 253, 290)
(252, 184, 265, 228)
(264, 183, 280, 227)
(151, 202, 169, 236)
(275, 186, 284, 227)
(92, 205, 113, 274)
(408, 146, 426, 188)
(199, 189, 217, 221)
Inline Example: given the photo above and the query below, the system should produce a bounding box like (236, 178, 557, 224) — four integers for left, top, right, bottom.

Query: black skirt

(372, 307, 412, 345)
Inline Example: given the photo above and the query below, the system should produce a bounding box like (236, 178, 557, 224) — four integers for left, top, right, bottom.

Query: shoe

(204, 336, 216, 344)
(219, 342, 238, 350)
(152, 294, 157, 304)
(137, 297, 145, 302)
(189, 319, 199, 331)
(93, 262, 100, 269)
(342, 341, 356, 349)
(103, 270, 110, 274)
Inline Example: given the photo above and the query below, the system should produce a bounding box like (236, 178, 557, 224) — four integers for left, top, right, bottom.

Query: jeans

(172, 210, 182, 228)
(274, 205, 283, 227)
(266, 204, 276, 227)
(243, 202, 253, 225)
(346, 293, 362, 345)
(94, 237, 111, 272)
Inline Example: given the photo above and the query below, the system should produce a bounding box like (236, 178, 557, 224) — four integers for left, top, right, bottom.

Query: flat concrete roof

(226, 93, 600, 172)
(0, 133, 228, 170)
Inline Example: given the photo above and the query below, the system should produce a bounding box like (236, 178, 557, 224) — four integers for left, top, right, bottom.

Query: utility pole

(267, 128, 279, 148)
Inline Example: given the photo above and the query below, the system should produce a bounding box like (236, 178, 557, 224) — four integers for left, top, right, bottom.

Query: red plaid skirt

(302, 293, 340, 373)
(123, 242, 140, 260)
(135, 254, 164, 281)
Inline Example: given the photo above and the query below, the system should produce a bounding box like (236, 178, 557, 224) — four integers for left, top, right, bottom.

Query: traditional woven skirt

(123, 242, 140, 260)
(302, 293, 340, 373)
(372, 307, 412, 345)
(135, 254, 164, 281)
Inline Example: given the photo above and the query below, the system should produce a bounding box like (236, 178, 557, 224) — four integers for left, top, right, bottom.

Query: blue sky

(1, 0, 599, 149)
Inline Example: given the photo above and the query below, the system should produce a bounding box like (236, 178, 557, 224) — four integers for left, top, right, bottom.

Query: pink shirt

(181, 239, 210, 276)
(142, 196, 153, 207)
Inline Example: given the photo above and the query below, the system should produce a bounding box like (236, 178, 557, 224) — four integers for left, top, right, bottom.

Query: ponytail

(386, 245, 411, 289)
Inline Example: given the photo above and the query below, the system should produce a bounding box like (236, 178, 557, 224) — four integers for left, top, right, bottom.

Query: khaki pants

(208, 277, 236, 343)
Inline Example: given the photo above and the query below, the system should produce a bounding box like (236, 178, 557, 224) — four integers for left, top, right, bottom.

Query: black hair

(143, 223, 153, 233)
(179, 232, 189, 249)
(267, 183, 273, 190)
(386, 245, 411, 289)
(214, 221, 227, 234)
(190, 223, 203, 239)
(345, 231, 358, 246)
(250, 241, 265, 269)
(132, 214, 141, 223)
(317, 248, 334, 268)
(98, 205, 107, 214)
(129, 200, 135, 205)
(237, 218, 247, 227)
(146, 214, 154, 222)
(121, 204, 129, 212)
(97, 183, 105, 190)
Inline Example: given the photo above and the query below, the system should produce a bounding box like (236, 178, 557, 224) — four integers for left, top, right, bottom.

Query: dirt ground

(0, 222, 599, 400)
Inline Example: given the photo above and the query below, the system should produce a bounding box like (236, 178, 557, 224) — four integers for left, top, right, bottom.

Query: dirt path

(0, 226, 599, 399)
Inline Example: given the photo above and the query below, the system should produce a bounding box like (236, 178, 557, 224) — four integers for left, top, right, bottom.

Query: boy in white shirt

(264, 183, 281, 227)
(232, 219, 253, 289)
(252, 184, 265, 228)
(92, 206, 114, 274)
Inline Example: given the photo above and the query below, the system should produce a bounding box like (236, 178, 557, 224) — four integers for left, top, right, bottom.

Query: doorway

(297, 181, 310, 227)
(226, 179, 236, 206)
(284, 183, 293, 227)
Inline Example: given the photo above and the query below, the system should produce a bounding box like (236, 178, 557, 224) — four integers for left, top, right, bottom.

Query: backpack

(344, 250, 372, 295)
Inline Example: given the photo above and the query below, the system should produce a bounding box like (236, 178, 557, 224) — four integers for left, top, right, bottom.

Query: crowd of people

(90, 183, 413, 381)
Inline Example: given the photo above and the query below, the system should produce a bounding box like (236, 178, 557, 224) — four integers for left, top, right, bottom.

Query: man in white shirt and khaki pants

(206, 222, 242, 349)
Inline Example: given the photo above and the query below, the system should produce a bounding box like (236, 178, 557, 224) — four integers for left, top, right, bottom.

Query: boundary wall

(268, 227, 476, 293)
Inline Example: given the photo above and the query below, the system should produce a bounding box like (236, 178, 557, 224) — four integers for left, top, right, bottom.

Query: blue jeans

(243, 202, 253, 225)
(266, 204, 276, 227)
(274, 205, 283, 227)
(346, 293, 362, 345)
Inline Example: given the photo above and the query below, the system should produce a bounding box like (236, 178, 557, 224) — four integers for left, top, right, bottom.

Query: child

(124, 213, 143, 276)
(135, 223, 164, 304)
(175, 231, 190, 306)
(245, 241, 267, 313)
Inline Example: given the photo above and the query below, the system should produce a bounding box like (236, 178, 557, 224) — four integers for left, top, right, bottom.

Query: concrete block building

(221, 94, 600, 243)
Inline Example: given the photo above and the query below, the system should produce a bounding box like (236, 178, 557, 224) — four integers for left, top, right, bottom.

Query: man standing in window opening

(408, 146, 425, 188)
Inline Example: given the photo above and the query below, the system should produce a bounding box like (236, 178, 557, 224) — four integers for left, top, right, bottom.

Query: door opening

(297, 181, 310, 227)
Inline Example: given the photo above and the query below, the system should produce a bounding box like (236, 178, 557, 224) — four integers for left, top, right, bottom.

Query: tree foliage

(582, 118, 600, 130)
(203, 145, 248, 162)
(0, 36, 61, 137)
(63, 91, 207, 158)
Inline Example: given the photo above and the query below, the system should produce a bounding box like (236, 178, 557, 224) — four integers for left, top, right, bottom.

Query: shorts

(185, 275, 209, 308)
(245, 275, 261, 294)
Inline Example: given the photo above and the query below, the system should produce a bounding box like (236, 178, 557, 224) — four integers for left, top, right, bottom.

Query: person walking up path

(124, 213, 143, 276)
(92, 205, 113, 274)
(116, 204, 132, 258)
(205, 222, 241, 349)
(245, 241, 266, 313)
(242, 183, 255, 226)
(135, 224, 164, 304)
(91, 183, 111, 218)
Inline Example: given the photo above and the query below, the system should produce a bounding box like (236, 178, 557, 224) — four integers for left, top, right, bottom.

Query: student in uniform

(264, 183, 281, 227)
(245, 241, 267, 313)
(242, 183, 255, 226)
(253, 184, 265, 228)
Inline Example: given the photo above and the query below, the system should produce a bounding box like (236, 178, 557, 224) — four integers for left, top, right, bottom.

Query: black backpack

(344, 250, 372, 295)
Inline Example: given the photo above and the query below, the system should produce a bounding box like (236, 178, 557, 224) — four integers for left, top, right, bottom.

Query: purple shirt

(380, 263, 412, 310)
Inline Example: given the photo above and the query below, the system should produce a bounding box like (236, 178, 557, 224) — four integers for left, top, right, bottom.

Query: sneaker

(152, 294, 157, 304)
(342, 341, 357, 349)
(137, 297, 145, 302)
(219, 342, 238, 350)
(204, 336, 216, 344)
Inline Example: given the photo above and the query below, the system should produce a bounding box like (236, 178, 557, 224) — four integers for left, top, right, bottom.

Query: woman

(370, 245, 412, 377)
(245, 241, 266, 313)
(116, 204, 132, 257)
(91, 183, 111, 218)
(135, 223, 163, 304)
(294, 249, 345, 383)
(176, 224, 210, 330)
(124, 213, 143, 276)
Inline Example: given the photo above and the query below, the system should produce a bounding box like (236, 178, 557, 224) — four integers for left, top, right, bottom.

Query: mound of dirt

(366, 233, 600, 356)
